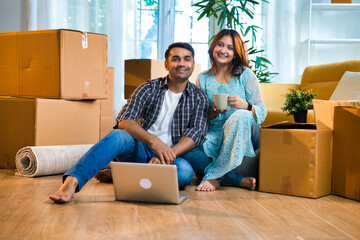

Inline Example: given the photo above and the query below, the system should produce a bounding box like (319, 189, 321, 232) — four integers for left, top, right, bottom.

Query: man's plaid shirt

(116, 76, 209, 146)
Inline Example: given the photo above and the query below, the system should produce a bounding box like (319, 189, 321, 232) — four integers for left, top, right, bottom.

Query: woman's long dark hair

(208, 29, 249, 76)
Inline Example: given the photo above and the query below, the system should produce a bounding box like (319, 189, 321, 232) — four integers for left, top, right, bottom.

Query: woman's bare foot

(49, 176, 78, 203)
(94, 169, 113, 183)
(239, 177, 256, 191)
(196, 179, 220, 191)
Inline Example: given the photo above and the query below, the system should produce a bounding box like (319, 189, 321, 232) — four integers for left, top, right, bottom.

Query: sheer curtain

(106, 0, 136, 117)
(26, 0, 137, 120)
(262, 0, 305, 84)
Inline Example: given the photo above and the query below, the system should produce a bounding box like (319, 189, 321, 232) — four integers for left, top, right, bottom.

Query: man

(49, 42, 209, 203)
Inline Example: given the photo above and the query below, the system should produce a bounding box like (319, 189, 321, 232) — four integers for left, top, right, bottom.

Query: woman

(196, 29, 267, 191)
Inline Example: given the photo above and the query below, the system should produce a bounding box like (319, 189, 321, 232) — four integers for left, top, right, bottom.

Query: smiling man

(49, 42, 209, 203)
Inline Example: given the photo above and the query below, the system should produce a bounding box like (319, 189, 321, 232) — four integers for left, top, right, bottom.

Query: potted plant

(281, 88, 318, 123)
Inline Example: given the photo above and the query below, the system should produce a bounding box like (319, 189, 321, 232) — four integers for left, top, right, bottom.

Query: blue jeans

(65, 129, 194, 191)
(181, 123, 260, 185)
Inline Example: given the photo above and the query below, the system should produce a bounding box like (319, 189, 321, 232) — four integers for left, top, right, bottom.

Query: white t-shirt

(147, 90, 182, 147)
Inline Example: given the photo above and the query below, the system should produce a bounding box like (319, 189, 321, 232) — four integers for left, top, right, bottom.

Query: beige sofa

(259, 60, 360, 127)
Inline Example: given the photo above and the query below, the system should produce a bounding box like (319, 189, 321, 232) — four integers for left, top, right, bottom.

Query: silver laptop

(110, 162, 188, 204)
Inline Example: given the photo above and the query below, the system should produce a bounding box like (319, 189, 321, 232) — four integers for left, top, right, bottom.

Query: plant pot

(293, 110, 308, 123)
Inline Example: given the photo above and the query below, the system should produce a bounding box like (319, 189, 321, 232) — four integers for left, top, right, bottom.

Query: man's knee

(104, 129, 129, 140)
(180, 146, 210, 178)
(174, 158, 194, 189)
(101, 129, 133, 147)
(178, 160, 194, 179)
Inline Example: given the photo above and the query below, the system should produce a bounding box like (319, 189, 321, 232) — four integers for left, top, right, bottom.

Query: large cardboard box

(259, 122, 332, 198)
(100, 67, 114, 139)
(0, 97, 100, 169)
(124, 59, 201, 99)
(259, 100, 359, 198)
(332, 106, 360, 201)
(0, 29, 107, 99)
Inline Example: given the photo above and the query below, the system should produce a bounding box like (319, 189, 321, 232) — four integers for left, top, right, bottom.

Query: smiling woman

(195, 29, 266, 192)
(212, 36, 235, 69)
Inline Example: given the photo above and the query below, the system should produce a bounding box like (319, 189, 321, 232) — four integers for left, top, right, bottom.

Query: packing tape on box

(82, 81, 90, 99)
(81, 32, 88, 49)
(15, 144, 93, 177)
(281, 176, 292, 195)
(283, 131, 292, 145)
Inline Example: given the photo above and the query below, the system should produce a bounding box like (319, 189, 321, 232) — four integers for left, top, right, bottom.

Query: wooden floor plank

(326, 195, 360, 216)
(287, 195, 360, 239)
(180, 186, 270, 240)
(25, 177, 98, 240)
(85, 180, 191, 240)
(246, 191, 349, 239)
(130, 203, 190, 239)
(1, 170, 360, 240)
(0, 171, 61, 239)
(211, 189, 299, 240)
(80, 180, 141, 239)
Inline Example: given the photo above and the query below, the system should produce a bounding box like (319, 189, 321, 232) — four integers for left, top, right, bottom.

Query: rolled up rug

(15, 144, 93, 177)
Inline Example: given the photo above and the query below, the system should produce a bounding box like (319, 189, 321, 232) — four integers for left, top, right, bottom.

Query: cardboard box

(0, 29, 107, 99)
(332, 106, 360, 201)
(124, 59, 201, 99)
(259, 122, 332, 198)
(259, 100, 359, 198)
(0, 97, 100, 169)
(100, 67, 114, 139)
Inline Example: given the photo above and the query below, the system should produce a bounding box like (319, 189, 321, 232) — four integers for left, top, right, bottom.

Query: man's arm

(181, 89, 210, 146)
(118, 119, 176, 164)
(171, 136, 196, 157)
(149, 136, 196, 165)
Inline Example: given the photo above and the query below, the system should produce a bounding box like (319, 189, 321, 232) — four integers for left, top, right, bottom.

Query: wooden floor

(0, 169, 359, 240)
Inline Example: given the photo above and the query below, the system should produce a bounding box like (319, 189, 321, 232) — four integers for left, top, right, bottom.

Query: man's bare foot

(239, 177, 256, 191)
(196, 179, 220, 191)
(49, 176, 78, 203)
(94, 169, 113, 183)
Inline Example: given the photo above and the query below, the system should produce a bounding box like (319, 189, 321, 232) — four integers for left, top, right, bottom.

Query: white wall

(0, 0, 27, 32)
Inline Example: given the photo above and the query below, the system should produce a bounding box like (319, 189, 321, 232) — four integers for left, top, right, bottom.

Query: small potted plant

(281, 88, 318, 123)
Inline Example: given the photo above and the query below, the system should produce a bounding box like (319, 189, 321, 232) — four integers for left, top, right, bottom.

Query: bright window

(136, 0, 158, 59)
(136, 0, 210, 69)
(174, 0, 210, 70)
(53, 0, 107, 34)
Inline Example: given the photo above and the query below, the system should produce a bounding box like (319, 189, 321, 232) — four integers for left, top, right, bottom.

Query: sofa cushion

(260, 83, 300, 111)
(301, 60, 360, 99)
(260, 83, 301, 126)
(305, 81, 340, 100)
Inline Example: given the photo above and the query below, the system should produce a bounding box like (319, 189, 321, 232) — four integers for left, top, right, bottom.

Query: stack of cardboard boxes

(258, 70, 360, 201)
(0, 29, 114, 169)
(259, 100, 360, 201)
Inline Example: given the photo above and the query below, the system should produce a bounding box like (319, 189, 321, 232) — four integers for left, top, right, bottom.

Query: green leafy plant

(281, 88, 318, 116)
(192, 0, 278, 83)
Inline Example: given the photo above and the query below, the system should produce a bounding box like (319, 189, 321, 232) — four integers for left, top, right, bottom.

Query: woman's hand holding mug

(228, 95, 247, 109)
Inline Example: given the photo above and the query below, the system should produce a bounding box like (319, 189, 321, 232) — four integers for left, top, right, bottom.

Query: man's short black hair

(164, 42, 195, 60)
